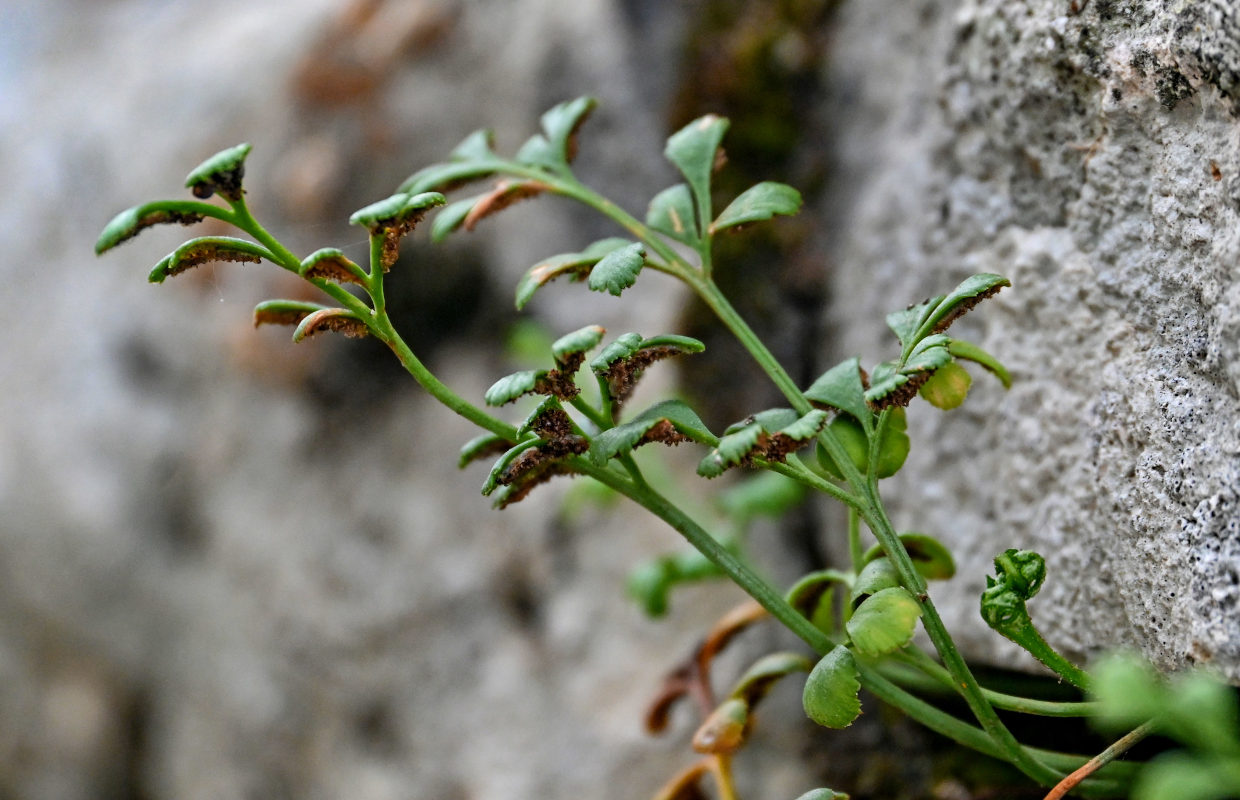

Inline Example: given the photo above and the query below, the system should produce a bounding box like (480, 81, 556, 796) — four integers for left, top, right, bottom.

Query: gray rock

(821, 0, 1240, 679)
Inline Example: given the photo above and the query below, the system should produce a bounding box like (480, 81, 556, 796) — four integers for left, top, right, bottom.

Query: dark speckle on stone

(1155, 67, 1195, 110)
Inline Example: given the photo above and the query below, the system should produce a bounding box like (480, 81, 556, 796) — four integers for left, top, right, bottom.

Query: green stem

(370, 313, 518, 441)
(859, 483, 1061, 783)
(228, 197, 302, 272)
(570, 394, 612, 432)
(367, 234, 388, 316)
(688, 276, 810, 413)
(859, 665, 1132, 797)
(685, 277, 1051, 781)
(996, 615, 1092, 691)
(580, 461, 833, 654)
(765, 457, 863, 513)
(494, 163, 695, 280)
(579, 460, 1116, 791)
(228, 197, 375, 319)
(893, 648, 1099, 717)
(848, 507, 864, 571)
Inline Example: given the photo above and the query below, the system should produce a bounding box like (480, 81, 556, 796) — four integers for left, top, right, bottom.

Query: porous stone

(821, 0, 1240, 679)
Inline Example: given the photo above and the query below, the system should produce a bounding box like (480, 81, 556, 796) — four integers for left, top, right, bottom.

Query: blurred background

(0, 1, 863, 798)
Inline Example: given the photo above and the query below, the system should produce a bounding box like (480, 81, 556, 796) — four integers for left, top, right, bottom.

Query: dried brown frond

(463, 180, 547, 231)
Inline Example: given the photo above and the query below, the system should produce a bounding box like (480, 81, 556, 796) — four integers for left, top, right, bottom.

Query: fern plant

(97, 97, 1237, 800)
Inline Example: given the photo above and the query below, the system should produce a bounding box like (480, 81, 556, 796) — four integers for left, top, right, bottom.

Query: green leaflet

(398, 161, 501, 195)
(589, 399, 716, 466)
(646, 183, 698, 244)
(481, 439, 543, 496)
(924, 273, 1010, 334)
(732, 408, 799, 435)
(805, 357, 869, 423)
(729, 652, 813, 706)
(299, 248, 367, 286)
(710, 181, 802, 234)
(551, 324, 606, 367)
(850, 557, 900, 606)
(516, 96, 597, 170)
(785, 569, 849, 634)
(587, 242, 646, 296)
(252, 299, 327, 329)
(816, 407, 909, 480)
(430, 195, 481, 243)
(458, 432, 514, 469)
(184, 142, 251, 200)
(864, 336, 953, 409)
(148, 236, 273, 283)
(664, 114, 729, 219)
(884, 273, 1010, 348)
(698, 409, 827, 477)
(515, 237, 633, 310)
(348, 191, 446, 232)
(516, 396, 567, 438)
(918, 361, 972, 409)
(95, 200, 221, 255)
(697, 422, 763, 478)
(802, 646, 862, 729)
(846, 586, 922, 657)
(449, 129, 497, 161)
(862, 533, 956, 581)
(589, 333, 705, 404)
(791, 791, 850, 800)
(589, 332, 645, 373)
(948, 339, 1012, 388)
(515, 134, 558, 170)
(780, 409, 830, 441)
(483, 370, 544, 406)
(886, 296, 943, 346)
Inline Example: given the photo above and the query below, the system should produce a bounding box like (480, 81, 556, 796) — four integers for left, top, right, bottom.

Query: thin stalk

(404, 158, 1089, 789)
(765, 457, 863, 513)
(581, 459, 1122, 792)
(860, 665, 1132, 797)
(848, 507, 864, 570)
(859, 482, 1062, 784)
(570, 394, 611, 432)
(370, 313, 518, 441)
(366, 234, 388, 316)
(493, 163, 696, 280)
(688, 276, 810, 414)
(228, 197, 302, 271)
(228, 197, 375, 319)
(894, 648, 1099, 717)
(1042, 723, 1153, 800)
(711, 755, 740, 800)
(580, 461, 833, 654)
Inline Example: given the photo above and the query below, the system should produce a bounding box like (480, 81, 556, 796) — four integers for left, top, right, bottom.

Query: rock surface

(821, 0, 1240, 679)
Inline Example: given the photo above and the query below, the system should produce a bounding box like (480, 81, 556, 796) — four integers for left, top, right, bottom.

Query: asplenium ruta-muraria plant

(97, 96, 1238, 800)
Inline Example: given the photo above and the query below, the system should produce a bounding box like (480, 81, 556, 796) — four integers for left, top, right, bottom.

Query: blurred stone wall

(3, 0, 1239, 799)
